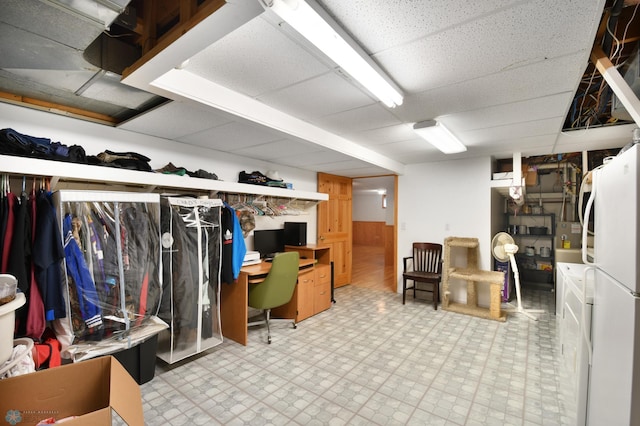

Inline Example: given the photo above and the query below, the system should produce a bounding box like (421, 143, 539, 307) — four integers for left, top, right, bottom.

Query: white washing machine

(556, 262, 593, 426)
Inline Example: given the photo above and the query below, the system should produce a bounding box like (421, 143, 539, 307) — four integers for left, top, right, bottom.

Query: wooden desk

(280, 245, 333, 319)
(220, 259, 315, 345)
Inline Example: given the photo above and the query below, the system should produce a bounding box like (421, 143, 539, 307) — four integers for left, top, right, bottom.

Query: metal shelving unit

(505, 213, 556, 290)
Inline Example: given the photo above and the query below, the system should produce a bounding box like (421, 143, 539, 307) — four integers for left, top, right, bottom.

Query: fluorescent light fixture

(413, 120, 467, 154)
(262, 0, 403, 108)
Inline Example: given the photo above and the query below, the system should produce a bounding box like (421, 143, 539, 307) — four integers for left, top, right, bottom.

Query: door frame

(347, 174, 399, 292)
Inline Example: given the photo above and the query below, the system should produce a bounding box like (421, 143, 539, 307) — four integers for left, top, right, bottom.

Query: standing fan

(491, 232, 542, 321)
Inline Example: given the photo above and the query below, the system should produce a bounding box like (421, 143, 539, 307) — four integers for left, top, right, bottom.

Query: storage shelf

(512, 233, 554, 238)
(0, 154, 328, 202)
(506, 212, 556, 286)
(516, 254, 554, 262)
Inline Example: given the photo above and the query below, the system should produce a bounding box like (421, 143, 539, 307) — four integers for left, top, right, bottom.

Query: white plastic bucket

(0, 275, 25, 365)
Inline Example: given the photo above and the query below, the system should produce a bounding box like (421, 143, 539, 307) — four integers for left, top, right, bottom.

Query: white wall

(398, 156, 494, 304)
(0, 102, 319, 246)
(352, 176, 395, 225)
(353, 193, 386, 222)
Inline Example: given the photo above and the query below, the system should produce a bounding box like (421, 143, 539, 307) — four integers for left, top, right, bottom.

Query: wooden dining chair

(402, 242, 443, 309)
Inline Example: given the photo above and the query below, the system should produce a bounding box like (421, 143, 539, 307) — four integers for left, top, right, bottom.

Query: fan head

(491, 232, 517, 261)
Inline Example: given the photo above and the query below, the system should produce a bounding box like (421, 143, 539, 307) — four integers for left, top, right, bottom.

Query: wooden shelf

(0, 155, 328, 202)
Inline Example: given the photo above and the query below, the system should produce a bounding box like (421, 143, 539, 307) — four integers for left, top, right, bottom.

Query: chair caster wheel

(268, 338, 272, 344)
(293, 324, 297, 329)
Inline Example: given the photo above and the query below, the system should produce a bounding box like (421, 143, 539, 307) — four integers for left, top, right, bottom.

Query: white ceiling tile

(319, 0, 521, 54)
(375, 0, 603, 93)
(324, 165, 391, 177)
(460, 117, 565, 146)
(313, 103, 403, 134)
(257, 72, 375, 120)
(441, 92, 573, 132)
(477, 134, 558, 157)
(178, 121, 282, 150)
(397, 51, 588, 122)
(349, 123, 416, 146)
(185, 16, 329, 97)
(555, 124, 636, 154)
(111, 0, 614, 173)
(385, 149, 455, 164)
(231, 138, 324, 160)
(119, 101, 232, 139)
(279, 149, 354, 166)
(313, 158, 377, 173)
(374, 137, 437, 156)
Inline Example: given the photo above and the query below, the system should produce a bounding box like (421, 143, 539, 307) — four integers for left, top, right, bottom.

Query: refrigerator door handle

(582, 266, 595, 366)
(581, 171, 597, 266)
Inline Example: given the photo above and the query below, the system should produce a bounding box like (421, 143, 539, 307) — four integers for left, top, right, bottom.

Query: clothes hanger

(92, 201, 115, 225)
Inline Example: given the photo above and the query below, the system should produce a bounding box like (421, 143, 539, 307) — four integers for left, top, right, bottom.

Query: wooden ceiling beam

(141, 0, 158, 55)
(0, 92, 118, 125)
(591, 45, 640, 126)
(123, 0, 225, 78)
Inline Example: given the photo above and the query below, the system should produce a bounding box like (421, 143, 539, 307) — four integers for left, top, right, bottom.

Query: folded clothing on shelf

(0, 128, 87, 163)
(187, 169, 218, 180)
(155, 163, 218, 180)
(239, 170, 269, 185)
(155, 162, 187, 176)
(90, 150, 152, 172)
(238, 170, 289, 188)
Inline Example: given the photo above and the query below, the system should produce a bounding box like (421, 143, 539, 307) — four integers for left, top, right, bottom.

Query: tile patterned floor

(138, 286, 573, 425)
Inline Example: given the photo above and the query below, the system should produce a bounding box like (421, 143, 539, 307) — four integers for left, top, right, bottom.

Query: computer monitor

(253, 229, 285, 259)
(284, 222, 307, 246)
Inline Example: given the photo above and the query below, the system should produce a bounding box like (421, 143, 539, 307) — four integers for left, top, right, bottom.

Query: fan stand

(505, 252, 543, 321)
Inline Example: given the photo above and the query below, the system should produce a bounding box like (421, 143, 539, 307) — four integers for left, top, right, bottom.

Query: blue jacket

(63, 214, 103, 329)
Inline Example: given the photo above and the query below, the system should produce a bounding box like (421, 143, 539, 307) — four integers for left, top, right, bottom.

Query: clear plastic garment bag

(157, 197, 223, 364)
(52, 190, 165, 361)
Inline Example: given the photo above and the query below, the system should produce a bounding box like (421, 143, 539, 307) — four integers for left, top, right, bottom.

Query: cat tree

(442, 237, 506, 322)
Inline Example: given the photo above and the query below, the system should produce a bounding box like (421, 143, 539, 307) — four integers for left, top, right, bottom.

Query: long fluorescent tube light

(413, 120, 467, 154)
(262, 0, 404, 108)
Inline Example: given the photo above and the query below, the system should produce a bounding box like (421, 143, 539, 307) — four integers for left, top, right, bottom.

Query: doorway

(351, 175, 397, 292)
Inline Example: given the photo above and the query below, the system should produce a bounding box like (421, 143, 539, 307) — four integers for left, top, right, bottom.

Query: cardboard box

(524, 167, 537, 186)
(0, 356, 144, 426)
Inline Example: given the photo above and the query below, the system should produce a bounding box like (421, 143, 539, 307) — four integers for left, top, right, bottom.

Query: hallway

(351, 244, 395, 292)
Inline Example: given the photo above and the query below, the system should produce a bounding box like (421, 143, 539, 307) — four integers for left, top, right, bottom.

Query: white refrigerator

(583, 142, 640, 425)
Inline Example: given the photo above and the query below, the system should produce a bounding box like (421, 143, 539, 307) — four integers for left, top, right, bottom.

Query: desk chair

(248, 251, 299, 343)
(403, 242, 443, 309)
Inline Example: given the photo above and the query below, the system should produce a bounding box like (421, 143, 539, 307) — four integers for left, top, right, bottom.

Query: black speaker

(284, 222, 307, 246)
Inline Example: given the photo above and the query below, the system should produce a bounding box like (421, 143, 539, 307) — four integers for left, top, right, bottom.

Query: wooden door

(317, 172, 352, 287)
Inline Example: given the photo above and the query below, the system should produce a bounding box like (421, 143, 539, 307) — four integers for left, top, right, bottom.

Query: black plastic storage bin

(112, 334, 159, 385)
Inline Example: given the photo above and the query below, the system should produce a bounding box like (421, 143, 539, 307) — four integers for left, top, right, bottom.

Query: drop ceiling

(1, 0, 639, 178)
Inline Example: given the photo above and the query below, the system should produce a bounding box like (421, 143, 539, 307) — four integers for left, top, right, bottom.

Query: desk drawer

(314, 281, 331, 313)
(298, 268, 315, 286)
(315, 264, 331, 285)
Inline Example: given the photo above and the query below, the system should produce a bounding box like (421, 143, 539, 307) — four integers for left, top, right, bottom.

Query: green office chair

(248, 251, 300, 344)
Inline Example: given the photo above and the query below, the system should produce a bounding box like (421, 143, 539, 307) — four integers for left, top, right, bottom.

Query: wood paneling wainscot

(353, 221, 386, 246)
